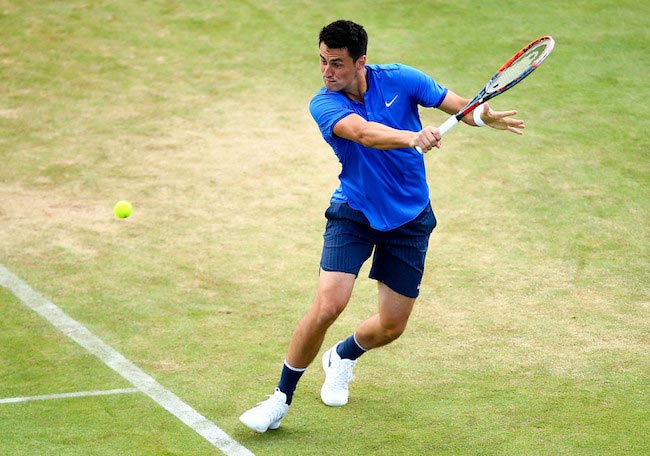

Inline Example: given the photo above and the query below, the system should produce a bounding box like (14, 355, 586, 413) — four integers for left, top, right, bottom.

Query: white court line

(0, 265, 255, 456)
(0, 388, 140, 404)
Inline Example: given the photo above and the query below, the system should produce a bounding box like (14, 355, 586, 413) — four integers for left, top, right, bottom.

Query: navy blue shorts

(320, 202, 437, 298)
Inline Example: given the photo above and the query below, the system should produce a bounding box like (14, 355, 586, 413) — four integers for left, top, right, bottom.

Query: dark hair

(319, 20, 368, 61)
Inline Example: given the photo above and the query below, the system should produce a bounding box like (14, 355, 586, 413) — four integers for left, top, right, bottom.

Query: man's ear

(356, 55, 367, 69)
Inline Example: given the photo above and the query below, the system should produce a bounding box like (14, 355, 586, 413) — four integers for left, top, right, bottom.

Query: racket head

(484, 36, 555, 96)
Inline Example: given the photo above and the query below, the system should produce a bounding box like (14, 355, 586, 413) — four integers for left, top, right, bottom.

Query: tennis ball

(113, 200, 132, 219)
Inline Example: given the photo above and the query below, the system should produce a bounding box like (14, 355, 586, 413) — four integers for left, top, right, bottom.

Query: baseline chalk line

(0, 388, 140, 404)
(0, 264, 254, 456)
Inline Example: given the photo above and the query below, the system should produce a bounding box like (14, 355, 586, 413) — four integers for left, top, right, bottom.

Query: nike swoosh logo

(385, 95, 398, 107)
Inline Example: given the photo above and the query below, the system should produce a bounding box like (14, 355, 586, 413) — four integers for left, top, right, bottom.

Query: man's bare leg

(354, 281, 416, 350)
(286, 270, 356, 368)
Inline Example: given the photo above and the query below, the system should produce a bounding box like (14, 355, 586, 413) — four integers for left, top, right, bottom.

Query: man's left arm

(438, 90, 526, 135)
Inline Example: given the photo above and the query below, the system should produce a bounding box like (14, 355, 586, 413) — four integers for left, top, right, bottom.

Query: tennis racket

(416, 36, 555, 152)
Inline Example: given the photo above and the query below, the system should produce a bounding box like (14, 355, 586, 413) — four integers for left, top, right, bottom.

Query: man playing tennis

(240, 19, 524, 433)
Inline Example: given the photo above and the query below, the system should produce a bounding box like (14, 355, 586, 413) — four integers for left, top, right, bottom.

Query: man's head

(318, 20, 367, 62)
(318, 20, 368, 94)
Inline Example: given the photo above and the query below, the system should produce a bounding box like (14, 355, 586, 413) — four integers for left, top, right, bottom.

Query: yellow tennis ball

(113, 200, 132, 219)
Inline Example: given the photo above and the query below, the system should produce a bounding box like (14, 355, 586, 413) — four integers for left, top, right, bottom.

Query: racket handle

(438, 116, 459, 136)
(415, 115, 461, 153)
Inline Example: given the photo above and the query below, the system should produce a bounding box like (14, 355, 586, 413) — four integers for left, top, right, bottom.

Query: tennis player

(240, 19, 524, 433)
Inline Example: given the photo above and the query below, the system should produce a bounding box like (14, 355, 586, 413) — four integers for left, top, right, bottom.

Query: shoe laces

(255, 388, 287, 419)
(330, 359, 356, 388)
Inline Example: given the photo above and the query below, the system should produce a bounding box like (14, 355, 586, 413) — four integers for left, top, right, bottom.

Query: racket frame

(417, 36, 555, 150)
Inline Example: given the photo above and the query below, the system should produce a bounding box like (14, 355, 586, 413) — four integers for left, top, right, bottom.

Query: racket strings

(487, 40, 551, 94)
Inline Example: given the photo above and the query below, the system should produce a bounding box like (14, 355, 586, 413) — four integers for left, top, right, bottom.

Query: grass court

(1, 1, 648, 454)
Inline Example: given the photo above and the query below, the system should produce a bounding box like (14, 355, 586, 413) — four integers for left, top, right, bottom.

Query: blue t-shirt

(309, 63, 448, 231)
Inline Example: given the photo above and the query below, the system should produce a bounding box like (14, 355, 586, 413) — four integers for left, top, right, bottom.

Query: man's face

(319, 42, 365, 92)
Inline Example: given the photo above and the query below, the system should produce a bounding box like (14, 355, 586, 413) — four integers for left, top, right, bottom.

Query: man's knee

(312, 295, 347, 326)
(312, 271, 355, 326)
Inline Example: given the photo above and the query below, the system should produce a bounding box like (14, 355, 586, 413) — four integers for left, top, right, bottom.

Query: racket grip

(415, 115, 460, 153)
(438, 116, 459, 136)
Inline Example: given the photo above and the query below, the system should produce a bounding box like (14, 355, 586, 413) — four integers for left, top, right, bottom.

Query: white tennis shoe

(320, 342, 357, 407)
(239, 388, 289, 433)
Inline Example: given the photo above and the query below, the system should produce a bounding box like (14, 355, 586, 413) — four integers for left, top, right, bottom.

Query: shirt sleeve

(400, 64, 448, 108)
(309, 89, 355, 143)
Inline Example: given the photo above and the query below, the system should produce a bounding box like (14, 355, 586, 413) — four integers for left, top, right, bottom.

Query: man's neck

(343, 66, 368, 102)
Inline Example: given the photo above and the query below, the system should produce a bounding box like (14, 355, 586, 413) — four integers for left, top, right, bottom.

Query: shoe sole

(268, 419, 283, 430)
(239, 417, 268, 433)
(239, 414, 284, 433)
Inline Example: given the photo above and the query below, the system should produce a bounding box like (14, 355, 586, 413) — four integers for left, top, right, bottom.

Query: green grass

(1, 0, 649, 455)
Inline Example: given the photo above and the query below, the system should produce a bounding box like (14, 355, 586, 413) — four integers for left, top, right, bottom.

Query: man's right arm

(332, 114, 441, 153)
